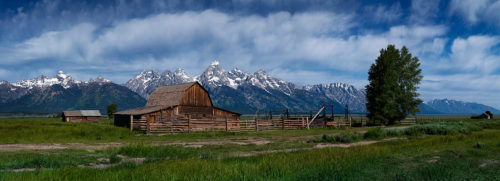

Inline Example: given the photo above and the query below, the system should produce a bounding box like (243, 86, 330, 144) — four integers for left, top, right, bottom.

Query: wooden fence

(130, 115, 352, 134)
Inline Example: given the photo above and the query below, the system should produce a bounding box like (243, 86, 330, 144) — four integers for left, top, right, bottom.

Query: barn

(114, 82, 241, 133)
(62, 110, 101, 122)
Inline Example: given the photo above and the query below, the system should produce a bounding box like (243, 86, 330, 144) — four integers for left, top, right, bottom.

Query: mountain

(125, 60, 366, 114)
(0, 71, 146, 113)
(425, 99, 500, 114)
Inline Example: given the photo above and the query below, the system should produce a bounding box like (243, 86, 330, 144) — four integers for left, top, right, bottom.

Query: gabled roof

(63, 110, 101, 117)
(146, 82, 203, 107)
(114, 106, 164, 115)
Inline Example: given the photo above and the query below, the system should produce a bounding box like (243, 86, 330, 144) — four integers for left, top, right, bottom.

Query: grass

(0, 128, 499, 180)
(0, 117, 499, 180)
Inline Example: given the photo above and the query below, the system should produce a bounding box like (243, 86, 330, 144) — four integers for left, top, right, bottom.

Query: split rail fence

(130, 115, 351, 134)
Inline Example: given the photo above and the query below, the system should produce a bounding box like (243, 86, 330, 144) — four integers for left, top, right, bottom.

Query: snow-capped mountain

(0, 71, 144, 113)
(13, 71, 80, 89)
(303, 83, 366, 112)
(426, 99, 500, 114)
(124, 68, 195, 98)
(124, 60, 367, 113)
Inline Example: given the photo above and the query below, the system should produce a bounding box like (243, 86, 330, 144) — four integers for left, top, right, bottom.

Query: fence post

(282, 117, 285, 130)
(188, 114, 191, 133)
(225, 116, 228, 132)
(255, 118, 259, 132)
(306, 117, 310, 130)
(129, 115, 133, 131)
(146, 118, 150, 134)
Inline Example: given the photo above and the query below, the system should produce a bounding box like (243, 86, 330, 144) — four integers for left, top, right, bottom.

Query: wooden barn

(62, 110, 101, 122)
(114, 82, 241, 133)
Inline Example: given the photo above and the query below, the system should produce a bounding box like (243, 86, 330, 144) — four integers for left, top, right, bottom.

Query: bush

(364, 127, 385, 139)
(474, 142, 485, 149)
(313, 132, 360, 143)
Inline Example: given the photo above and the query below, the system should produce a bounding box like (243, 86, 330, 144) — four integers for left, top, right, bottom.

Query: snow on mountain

(426, 99, 500, 114)
(123, 60, 368, 112)
(13, 71, 81, 89)
(125, 68, 196, 98)
(303, 83, 366, 112)
(87, 75, 112, 85)
(197, 60, 243, 89)
(245, 69, 294, 95)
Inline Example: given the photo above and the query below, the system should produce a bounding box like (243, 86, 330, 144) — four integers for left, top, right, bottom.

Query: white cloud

(410, 0, 440, 24)
(421, 74, 500, 108)
(365, 3, 403, 23)
(449, 0, 500, 26)
(448, 36, 500, 73)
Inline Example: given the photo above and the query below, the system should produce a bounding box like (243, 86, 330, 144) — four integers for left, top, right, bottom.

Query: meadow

(0, 117, 499, 180)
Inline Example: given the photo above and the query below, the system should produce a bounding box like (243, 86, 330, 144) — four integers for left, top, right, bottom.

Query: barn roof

(114, 106, 164, 115)
(63, 110, 101, 117)
(146, 82, 204, 107)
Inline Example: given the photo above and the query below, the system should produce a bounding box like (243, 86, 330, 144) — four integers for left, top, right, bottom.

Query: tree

(107, 103, 118, 119)
(365, 45, 423, 125)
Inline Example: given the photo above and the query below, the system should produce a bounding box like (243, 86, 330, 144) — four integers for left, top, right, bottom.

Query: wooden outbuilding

(114, 82, 241, 133)
(62, 110, 101, 122)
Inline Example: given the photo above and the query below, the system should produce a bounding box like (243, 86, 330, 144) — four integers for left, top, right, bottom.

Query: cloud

(448, 35, 500, 73)
(420, 74, 500, 108)
(449, 0, 500, 26)
(0, 9, 451, 86)
(364, 3, 403, 23)
(409, 0, 440, 24)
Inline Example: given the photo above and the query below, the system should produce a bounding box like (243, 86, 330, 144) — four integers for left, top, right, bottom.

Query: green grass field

(0, 118, 499, 180)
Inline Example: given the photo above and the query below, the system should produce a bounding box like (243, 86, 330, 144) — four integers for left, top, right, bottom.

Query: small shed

(62, 110, 102, 122)
(114, 82, 241, 133)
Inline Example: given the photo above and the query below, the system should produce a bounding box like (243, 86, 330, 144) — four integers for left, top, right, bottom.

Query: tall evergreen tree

(365, 45, 423, 125)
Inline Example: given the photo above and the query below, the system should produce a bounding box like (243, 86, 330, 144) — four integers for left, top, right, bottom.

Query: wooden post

(130, 115, 134, 131)
(286, 108, 289, 120)
(170, 107, 174, 133)
(188, 114, 191, 133)
(225, 116, 228, 132)
(282, 117, 285, 130)
(323, 107, 327, 128)
(146, 118, 150, 134)
(255, 118, 259, 132)
(270, 110, 273, 120)
(306, 117, 310, 130)
(331, 105, 334, 120)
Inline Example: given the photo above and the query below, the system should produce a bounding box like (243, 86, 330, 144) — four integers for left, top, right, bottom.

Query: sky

(0, 0, 499, 108)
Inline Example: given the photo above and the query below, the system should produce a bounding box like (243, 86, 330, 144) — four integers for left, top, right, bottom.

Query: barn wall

(68, 117, 83, 122)
(213, 108, 240, 121)
(179, 84, 213, 107)
(87, 117, 101, 122)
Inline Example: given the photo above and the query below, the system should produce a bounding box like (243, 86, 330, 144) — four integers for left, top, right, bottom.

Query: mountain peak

(210, 60, 220, 66)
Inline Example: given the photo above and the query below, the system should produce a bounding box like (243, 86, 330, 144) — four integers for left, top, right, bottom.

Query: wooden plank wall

(179, 83, 213, 107)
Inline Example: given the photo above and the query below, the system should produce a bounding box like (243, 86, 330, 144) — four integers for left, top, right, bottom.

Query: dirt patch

(479, 160, 498, 167)
(0, 142, 123, 152)
(237, 137, 406, 157)
(314, 137, 406, 149)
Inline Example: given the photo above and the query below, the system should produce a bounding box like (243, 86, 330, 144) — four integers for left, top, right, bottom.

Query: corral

(114, 82, 353, 134)
(114, 82, 241, 133)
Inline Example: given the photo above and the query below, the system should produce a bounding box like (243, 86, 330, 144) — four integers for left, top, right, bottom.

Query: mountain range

(0, 61, 498, 115)
(0, 71, 145, 113)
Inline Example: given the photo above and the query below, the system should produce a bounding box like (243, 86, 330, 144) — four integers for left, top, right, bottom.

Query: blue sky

(0, 0, 500, 108)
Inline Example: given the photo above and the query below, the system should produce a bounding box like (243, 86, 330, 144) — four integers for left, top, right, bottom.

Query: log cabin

(114, 82, 241, 133)
(62, 110, 101, 122)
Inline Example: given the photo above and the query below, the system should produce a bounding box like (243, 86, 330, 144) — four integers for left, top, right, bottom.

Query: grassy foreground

(0, 129, 499, 180)
(0, 118, 499, 180)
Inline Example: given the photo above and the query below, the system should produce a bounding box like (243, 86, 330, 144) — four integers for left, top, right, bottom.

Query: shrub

(364, 127, 385, 139)
(474, 142, 485, 149)
(313, 132, 361, 143)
